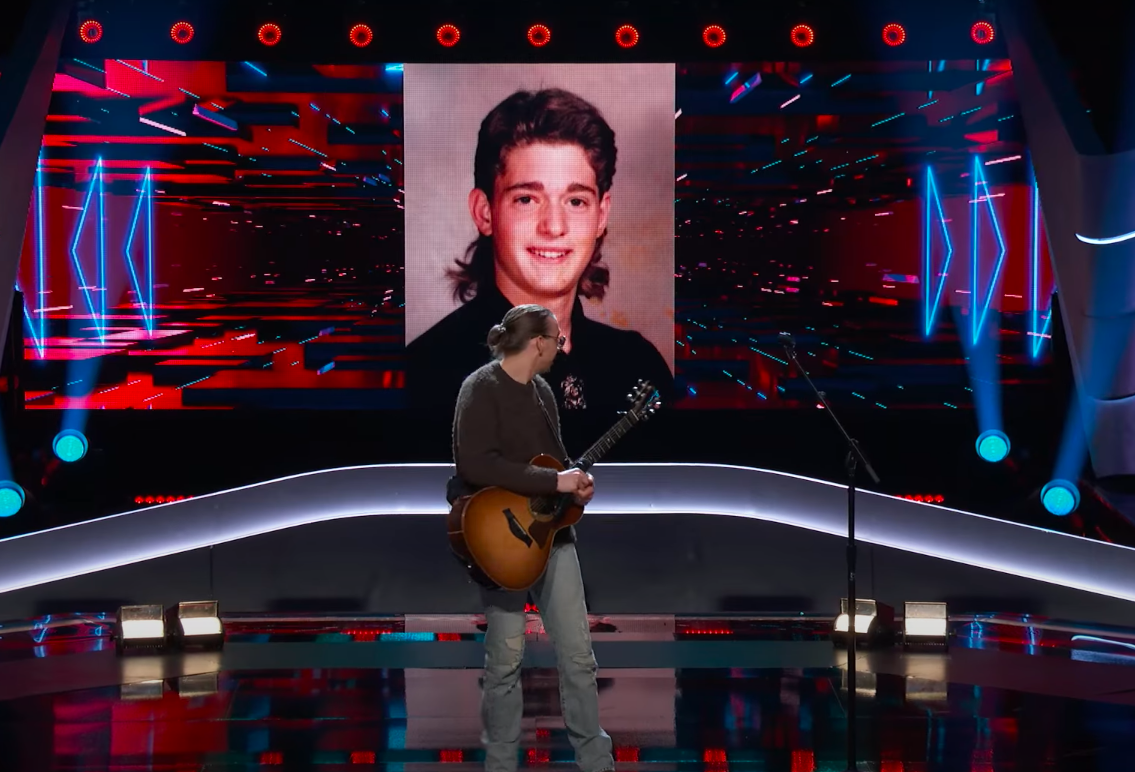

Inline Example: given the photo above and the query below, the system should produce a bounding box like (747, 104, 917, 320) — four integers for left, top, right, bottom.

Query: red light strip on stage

(134, 495, 192, 505)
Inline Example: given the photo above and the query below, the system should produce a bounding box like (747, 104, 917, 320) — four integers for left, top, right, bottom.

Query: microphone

(778, 331, 795, 349)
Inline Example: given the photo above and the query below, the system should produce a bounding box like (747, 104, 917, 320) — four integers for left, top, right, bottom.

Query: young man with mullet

(408, 88, 673, 412)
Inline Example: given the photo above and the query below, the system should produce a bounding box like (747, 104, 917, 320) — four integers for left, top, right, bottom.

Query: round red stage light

(527, 24, 551, 47)
(170, 21, 194, 44)
(615, 25, 639, 48)
(702, 25, 726, 48)
(258, 23, 282, 46)
(971, 21, 995, 44)
(436, 24, 460, 47)
(79, 20, 103, 43)
(790, 24, 814, 47)
(882, 23, 906, 46)
(349, 24, 374, 48)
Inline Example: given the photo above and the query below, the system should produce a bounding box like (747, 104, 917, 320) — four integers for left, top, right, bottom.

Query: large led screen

(17, 58, 1047, 411)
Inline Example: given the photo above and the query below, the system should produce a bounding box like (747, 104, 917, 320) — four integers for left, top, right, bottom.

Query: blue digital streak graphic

(34, 156, 46, 352)
(1031, 182, 1052, 358)
(923, 166, 953, 337)
(1075, 230, 1135, 245)
(971, 156, 1007, 346)
(16, 283, 42, 357)
(147, 169, 155, 324)
(68, 166, 100, 322)
(123, 169, 153, 331)
(288, 138, 327, 157)
(242, 62, 268, 77)
(97, 158, 106, 335)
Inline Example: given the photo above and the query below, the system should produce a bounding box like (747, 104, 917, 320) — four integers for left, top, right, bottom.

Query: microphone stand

(780, 333, 879, 772)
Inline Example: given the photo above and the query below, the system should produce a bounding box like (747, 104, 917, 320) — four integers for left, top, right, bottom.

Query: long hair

(447, 88, 617, 303)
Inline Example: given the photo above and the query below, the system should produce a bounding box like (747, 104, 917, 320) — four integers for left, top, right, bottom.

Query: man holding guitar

(449, 304, 614, 772)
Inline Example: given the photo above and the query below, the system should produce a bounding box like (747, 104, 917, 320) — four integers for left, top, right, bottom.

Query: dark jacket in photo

(406, 283, 674, 416)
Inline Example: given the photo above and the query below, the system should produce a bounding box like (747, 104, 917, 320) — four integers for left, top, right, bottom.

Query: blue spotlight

(53, 430, 89, 463)
(1041, 479, 1080, 516)
(975, 430, 1010, 463)
(0, 481, 25, 518)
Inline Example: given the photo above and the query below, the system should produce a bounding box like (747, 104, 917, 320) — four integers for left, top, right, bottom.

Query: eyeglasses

(539, 334, 566, 350)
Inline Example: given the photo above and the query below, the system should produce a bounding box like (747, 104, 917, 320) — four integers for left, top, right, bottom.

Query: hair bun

(486, 323, 507, 348)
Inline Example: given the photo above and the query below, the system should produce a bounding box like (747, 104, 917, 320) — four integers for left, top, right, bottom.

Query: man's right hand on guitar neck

(556, 468, 589, 493)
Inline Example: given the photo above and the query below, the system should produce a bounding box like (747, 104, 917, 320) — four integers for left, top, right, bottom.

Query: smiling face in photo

(470, 141, 610, 301)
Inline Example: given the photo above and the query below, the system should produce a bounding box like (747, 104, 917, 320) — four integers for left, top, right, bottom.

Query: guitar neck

(573, 412, 638, 473)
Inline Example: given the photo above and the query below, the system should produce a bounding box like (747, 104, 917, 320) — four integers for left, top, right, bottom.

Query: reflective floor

(2, 613, 1135, 770)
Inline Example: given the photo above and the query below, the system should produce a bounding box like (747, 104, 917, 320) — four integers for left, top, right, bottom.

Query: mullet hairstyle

(447, 88, 617, 303)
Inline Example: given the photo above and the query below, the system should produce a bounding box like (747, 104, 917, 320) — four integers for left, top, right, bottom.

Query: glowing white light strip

(139, 117, 186, 137)
(834, 614, 874, 633)
(1, 464, 1135, 603)
(1071, 634, 1135, 651)
(181, 617, 222, 636)
(1076, 231, 1135, 246)
(905, 618, 947, 637)
(122, 619, 164, 639)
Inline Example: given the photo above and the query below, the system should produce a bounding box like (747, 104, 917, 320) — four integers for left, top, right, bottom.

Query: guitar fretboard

(575, 412, 638, 472)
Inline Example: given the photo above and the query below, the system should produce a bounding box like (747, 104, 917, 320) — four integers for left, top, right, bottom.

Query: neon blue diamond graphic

(971, 155, 1006, 346)
(923, 165, 953, 337)
(123, 168, 155, 332)
(69, 159, 106, 334)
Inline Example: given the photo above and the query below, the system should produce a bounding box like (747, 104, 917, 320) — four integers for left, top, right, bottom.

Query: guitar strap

(532, 382, 571, 465)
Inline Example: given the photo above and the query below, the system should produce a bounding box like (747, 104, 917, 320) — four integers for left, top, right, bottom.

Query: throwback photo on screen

(404, 63, 676, 412)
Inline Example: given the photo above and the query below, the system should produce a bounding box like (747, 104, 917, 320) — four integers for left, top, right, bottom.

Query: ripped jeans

(480, 542, 614, 772)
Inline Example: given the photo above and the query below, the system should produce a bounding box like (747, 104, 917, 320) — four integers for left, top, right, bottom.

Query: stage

(2, 611, 1135, 770)
(1, 464, 1134, 626)
(0, 462, 1131, 769)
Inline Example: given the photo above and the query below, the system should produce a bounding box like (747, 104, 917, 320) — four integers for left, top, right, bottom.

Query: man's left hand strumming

(572, 473, 595, 506)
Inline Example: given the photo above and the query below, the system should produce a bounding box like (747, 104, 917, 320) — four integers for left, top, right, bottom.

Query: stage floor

(1, 613, 1134, 770)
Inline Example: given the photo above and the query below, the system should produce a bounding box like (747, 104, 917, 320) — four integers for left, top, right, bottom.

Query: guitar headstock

(625, 379, 662, 421)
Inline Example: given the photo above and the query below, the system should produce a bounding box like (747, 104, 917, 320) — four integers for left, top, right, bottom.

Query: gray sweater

(452, 361, 567, 495)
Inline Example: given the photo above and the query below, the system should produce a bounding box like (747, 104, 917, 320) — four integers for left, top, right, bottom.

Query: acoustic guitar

(447, 380, 662, 591)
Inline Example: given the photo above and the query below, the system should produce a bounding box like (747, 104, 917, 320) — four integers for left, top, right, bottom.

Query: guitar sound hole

(529, 495, 559, 520)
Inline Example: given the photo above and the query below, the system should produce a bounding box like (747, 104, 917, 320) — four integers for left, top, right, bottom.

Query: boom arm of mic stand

(782, 344, 880, 485)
